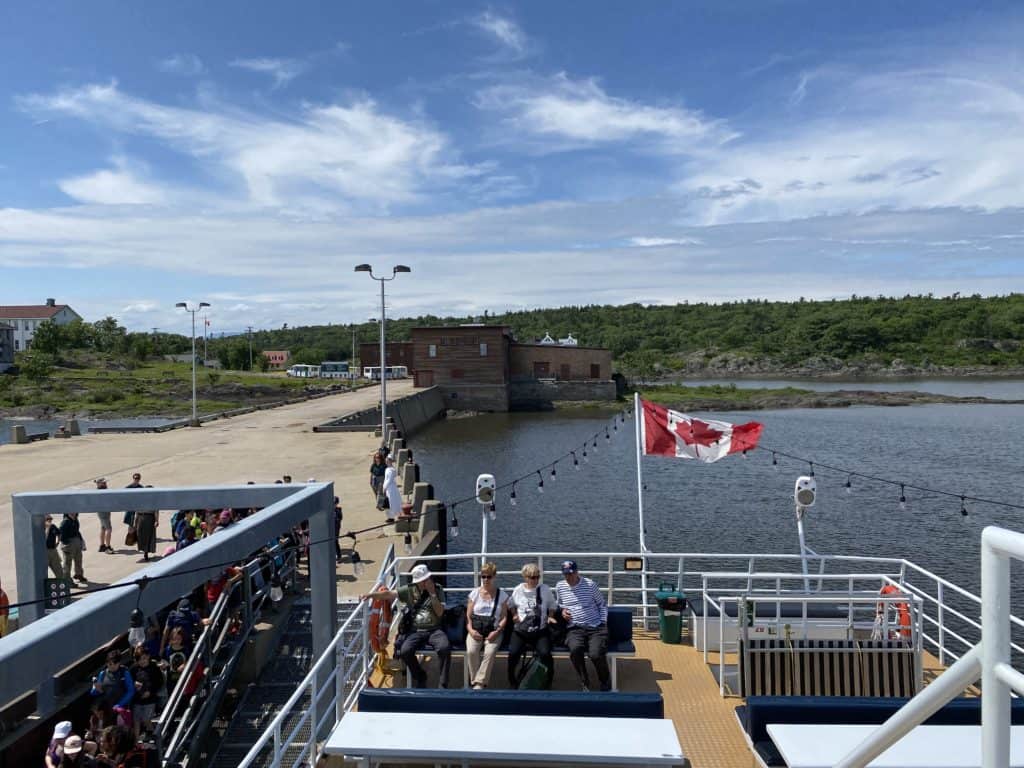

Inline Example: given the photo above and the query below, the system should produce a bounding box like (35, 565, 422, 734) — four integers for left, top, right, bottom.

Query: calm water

(670, 378, 1024, 399)
(0, 417, 176, 445)
(412, 404, 1024, 605)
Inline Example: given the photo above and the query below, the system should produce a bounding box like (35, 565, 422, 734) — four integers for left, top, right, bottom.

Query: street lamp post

(354, 264, 411, 439)
(175, 301, 210, 426)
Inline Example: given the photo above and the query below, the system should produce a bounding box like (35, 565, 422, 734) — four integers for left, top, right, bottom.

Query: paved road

(1, 381, 416, 604)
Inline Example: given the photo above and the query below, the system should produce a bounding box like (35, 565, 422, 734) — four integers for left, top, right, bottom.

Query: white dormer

(539, 333, 556, 345)
(558, 333, 578, 346)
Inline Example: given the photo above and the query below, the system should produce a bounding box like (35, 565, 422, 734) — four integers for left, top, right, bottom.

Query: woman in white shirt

(466, 561, 510, 689)
(507, 562, 557, 689)
(382, 457, 402, 521)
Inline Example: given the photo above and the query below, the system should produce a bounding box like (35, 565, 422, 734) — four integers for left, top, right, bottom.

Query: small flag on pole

(640, 399, 763, 463)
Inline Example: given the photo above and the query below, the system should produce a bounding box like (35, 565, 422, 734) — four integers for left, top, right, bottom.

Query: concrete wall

(508, 379, 617, 409)
(315, 387, 446, 435)
(438, 383, 510, 412)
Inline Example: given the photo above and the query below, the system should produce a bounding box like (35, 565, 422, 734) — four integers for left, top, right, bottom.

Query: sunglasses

(479, 574, 493, 580)
(525, 575, 540, 580)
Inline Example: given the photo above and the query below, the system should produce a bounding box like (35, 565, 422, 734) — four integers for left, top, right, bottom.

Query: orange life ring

(368, 586, 393, 654)
(878, 585, 912, 638)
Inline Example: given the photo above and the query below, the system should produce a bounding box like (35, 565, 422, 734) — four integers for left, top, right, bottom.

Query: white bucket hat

(410, 564, 432, 584)
(53, 721, 73, 739)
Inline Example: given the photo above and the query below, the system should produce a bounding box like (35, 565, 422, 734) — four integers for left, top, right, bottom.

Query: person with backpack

(159, 599, 201, 656)
(358, 564, 449, 688)
(507, 562, 557, 689)
(90, 650, 134, 712)
(465, 562, 509, 689)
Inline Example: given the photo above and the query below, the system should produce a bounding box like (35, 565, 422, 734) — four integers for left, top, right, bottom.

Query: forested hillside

(213, 294, 1024, 375)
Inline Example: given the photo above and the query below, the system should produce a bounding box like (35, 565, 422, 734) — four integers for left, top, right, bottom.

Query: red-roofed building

(0, 299, 82, 353)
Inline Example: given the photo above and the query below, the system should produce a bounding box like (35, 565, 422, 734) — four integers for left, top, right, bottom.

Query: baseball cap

(63, 735, 83, 755)
(561, 559, 578, 574)
(53, 721, 73, 739)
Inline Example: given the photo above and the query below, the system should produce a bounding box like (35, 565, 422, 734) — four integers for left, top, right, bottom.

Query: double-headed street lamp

(354, 264, 411, 439)
(175, 301, 210, 426)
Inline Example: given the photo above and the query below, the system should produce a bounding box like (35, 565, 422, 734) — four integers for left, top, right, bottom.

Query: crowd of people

(359, 558, 612, 692)
(42, 473, 345, 583)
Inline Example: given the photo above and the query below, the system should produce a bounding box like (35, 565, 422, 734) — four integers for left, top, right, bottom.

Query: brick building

(510, 343, 612, 382)
(358, 341, 415, 374)
(261, 350, 291, 370)
(410, 325, 512, 411)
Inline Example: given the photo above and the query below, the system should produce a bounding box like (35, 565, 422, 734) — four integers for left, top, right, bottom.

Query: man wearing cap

(555, 560, 611, 691)
(94, 478, 113, 554)
(359, 564, 450, 688)
(46, 721, 73, 768)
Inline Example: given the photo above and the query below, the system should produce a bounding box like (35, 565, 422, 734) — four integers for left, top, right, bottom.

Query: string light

(488, 502, 497, 521)
(605, 429, 610, 441)
(899, 484, 907, 512)
(550, 465, 557, 481)
(572, 451, 580, 470)
(449, 507, 460, 539)
(510, 484, 518, 506)
(403, 532, 413, 555)
(742, 449, 748, 459)
(537, 471, 545, 493)
(592, 438, 598, 453)
(351, 547, 365, 578)
(809, 462, 815, 477)
(582, 446, 589, 463)
(845, 475, 853, 494)
(960, 496, 968, 517)
(772, 452, 778, 470)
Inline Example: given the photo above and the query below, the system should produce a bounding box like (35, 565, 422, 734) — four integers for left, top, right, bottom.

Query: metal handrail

(156, 544, 297, 766)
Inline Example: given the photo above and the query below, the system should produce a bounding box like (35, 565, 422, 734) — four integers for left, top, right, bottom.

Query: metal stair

(208, 600, 364, 768)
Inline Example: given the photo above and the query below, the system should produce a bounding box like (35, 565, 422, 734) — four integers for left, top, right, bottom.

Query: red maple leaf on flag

(673, 417, 723, 447)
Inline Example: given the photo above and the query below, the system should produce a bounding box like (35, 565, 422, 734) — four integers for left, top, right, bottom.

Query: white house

(0, 299, 83, 352)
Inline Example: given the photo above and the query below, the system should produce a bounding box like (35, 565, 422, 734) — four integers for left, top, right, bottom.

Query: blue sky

(2, 1, 1023, 334)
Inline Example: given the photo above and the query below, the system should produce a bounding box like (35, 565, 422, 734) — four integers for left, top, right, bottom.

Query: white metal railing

(241, 546, 1024, 767)
(237, 545, 397, 768)
(836, 526, 1024, 768)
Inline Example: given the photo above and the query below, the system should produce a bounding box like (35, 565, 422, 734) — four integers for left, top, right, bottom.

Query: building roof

(0, 304, 70, 319)
(261, 350, 290, 355)
(411, 325, 511, 333)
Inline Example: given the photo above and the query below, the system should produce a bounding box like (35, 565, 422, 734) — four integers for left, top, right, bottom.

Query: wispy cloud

(629, 237, 703, 247)
(229, 57, 308, 89)
(473, 11, 529, 58)
(58, 156, 167, 205)
(21, 81, 480, 210)
(476, 73, 737, 152)
(158, 53, 205, 76)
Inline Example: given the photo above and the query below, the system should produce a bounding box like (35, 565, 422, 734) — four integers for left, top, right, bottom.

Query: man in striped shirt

(555, 560, 610, 691)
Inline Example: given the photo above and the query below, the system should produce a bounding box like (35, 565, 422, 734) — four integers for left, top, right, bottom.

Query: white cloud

(22, 82, 478, 209)
(629, 237, 703, 247)
(158, 53, 205, 76)
(473, 12, 528, 57)
(230, 57, 308, 89)
(476, 73, 736, 152)
(58, 157, 167, 206)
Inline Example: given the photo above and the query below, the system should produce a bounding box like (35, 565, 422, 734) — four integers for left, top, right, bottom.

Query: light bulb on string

(537, 471, 545, 494)
(845, 475, 853, 494)
(899, 484, 907, 511)
(128, 608, 146, 647)
(809, 462, 815, 478)
(488, 502, 497, 521)
(592, 438, 598, 453)
(403, 532, 413, 555)
(960, 496, 969, 517)
(270, 571, 284, 603)
(510, 485, 518, 506)
(572, 451, 580, 470)
(351, 547, 365, 578)
(582, 446, 589, 463)
(550, 465, 557, 481)
(605, 429, 610, 441)
(742, 449, 748, 459)
(772, 453, 779, 471)
(449, 508, 460, 539)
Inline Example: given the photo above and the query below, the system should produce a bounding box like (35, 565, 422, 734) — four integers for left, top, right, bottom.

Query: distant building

(0, 322, 14, 372)
(359, 341, 415, 373)
(0, 299, 83, 352)
(410, 324, 614, 411)
(262, 350, 291, 370)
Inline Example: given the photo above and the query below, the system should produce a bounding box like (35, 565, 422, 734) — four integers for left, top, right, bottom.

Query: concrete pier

(0, 381, 416, 606)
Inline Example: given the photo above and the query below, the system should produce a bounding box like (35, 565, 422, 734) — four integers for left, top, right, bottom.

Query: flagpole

(634, 392, 650, 626)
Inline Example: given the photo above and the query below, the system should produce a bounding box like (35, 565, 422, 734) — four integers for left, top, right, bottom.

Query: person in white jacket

(382, 456, 402, 521)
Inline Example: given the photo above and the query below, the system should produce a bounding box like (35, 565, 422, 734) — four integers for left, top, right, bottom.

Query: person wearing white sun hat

(45, 721, 73, 768)
(359, 564, 450, 688)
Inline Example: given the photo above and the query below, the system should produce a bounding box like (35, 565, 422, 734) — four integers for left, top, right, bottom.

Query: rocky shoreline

(641, 387, 1024, 412)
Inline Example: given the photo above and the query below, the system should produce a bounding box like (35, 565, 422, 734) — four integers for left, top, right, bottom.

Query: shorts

(97, 511, 112, 531)
(133, 702, 156, 723)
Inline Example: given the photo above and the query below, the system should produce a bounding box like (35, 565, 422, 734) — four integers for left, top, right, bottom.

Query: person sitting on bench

(508, 562, 557, 689)
(360, 564, 449, 688)
(555, 560, 610, 692)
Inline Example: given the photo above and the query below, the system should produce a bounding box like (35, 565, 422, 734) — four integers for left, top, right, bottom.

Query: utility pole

(247, 326, 254, 371)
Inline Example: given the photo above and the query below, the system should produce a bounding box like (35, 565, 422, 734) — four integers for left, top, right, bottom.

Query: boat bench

(404, 605, 637, 689)
(735, 695, 1024, 767)
(358, 687, 664, 718)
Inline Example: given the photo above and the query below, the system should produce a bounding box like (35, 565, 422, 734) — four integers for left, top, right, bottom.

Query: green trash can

(654, 582, 687, 644)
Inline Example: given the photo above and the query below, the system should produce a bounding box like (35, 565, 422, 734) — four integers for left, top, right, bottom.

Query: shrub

(88, 386, 125, 404)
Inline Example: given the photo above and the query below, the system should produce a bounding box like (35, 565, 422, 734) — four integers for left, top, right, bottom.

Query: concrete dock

(0, 381, 416, 605)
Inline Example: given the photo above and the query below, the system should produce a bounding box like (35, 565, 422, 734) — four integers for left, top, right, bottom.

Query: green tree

(31, 320, 65, 355)
(19, 351, 55, 382)
(92, 317, 128, 353)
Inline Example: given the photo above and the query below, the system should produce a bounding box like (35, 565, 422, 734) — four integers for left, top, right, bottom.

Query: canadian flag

(640, 399, 763, 463)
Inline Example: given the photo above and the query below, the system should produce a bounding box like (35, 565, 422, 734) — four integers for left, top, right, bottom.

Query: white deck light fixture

(175, 301, 210, 426)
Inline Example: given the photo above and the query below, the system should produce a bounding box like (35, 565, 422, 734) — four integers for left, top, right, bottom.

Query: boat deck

(366, 632, 955, 768)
